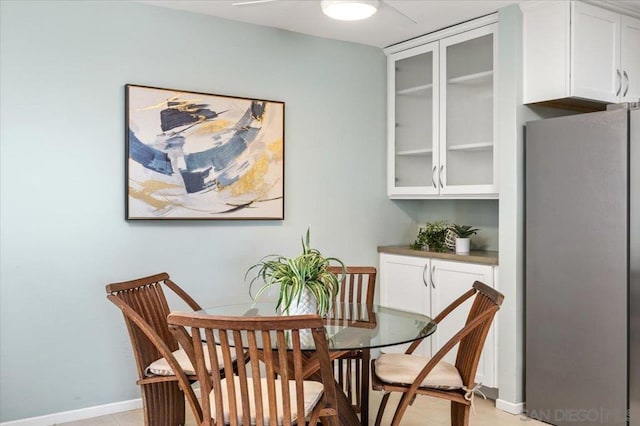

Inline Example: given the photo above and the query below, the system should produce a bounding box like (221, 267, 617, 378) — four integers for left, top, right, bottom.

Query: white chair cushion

(209, 376, 324, 425)
(145, 344, 235, 376)
(375, 353, 463, 390)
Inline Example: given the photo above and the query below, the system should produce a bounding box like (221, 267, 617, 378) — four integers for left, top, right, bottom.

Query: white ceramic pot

(455, 237, 470, 254)
(284, 287, 317, 348)
(285, 287, 318, 316)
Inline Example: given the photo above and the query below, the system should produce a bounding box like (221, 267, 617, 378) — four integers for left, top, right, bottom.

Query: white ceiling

(138, 0, 640, 49)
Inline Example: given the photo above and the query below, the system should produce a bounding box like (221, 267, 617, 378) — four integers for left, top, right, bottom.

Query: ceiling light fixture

(321, 0, 379, 21)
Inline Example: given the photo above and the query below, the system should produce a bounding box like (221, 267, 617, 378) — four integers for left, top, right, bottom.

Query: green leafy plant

(410, 221, 450, 252)
(245, 229, 345, 316)
(451, 224, 479, 239)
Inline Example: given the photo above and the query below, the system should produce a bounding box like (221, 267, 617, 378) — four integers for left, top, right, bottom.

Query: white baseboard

(496, 398, 525, 415)
(0, 398, 142, 426)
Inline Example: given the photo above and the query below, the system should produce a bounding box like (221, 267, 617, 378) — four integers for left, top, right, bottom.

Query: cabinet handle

(432, 166, 437, 189)
(430, 265, 436, 288)
(623, 71, 629, 97)
(422, 264, 429, 288)
(439, 165, 444, 188)
(616, 69, 622, 96)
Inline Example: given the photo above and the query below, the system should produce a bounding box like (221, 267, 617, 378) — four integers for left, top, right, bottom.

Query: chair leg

(450, 401, 471, 426)
(374, 392, 391, 426)
(141, 382, 185, 426)
(390, 392, 414, 426)
(360, 350, 370, 426)
(346, 359, 353, 404)
(309, 403, 321, 425)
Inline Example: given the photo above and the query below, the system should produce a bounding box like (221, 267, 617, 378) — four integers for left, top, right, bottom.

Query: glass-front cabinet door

(439, 24, 498, 196)
(388, 41, 439, 197)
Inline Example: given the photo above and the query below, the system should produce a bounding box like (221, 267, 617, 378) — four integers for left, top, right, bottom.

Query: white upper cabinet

(621, 15, 640, 102)
(523, 1, 640, 106)
(571, 2, 620, 103)
(440, 25, 497, 196)
(389, 42, 439, 196)
(386, 17, 498, 199)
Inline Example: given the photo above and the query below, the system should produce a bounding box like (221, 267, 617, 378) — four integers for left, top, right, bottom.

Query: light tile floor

(59, 391, 546, 425)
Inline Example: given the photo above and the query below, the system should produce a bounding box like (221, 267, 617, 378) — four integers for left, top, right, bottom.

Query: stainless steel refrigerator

(525, 104, 639, 426)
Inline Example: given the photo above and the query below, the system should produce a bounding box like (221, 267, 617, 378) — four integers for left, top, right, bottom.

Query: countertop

(377, 245, 499, 266)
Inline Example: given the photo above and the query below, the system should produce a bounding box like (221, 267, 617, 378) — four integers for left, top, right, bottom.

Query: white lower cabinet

(379, 254, 432, 356)
(431, 259, 497, 388)
(379, 253, 498, 388)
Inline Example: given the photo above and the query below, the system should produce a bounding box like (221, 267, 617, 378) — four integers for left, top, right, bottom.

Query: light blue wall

(0, 1, 415, 421)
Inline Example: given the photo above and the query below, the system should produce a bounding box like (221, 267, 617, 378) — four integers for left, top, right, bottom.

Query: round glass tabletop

(196, 302, 437, 351)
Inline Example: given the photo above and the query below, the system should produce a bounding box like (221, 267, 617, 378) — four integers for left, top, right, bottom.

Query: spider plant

(245, 229, 345, 316)
(451, 224, 479, 239)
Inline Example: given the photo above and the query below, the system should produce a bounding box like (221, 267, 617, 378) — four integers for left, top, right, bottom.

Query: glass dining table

(197, 301, 437, 426)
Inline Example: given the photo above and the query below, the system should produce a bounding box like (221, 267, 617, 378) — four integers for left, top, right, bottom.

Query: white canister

(455, 238, 470, 254)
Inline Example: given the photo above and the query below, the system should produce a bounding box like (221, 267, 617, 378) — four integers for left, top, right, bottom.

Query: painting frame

(125, 84, 285, 220)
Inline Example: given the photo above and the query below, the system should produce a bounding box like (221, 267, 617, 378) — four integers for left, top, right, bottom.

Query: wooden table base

(303, 351, 364, 426)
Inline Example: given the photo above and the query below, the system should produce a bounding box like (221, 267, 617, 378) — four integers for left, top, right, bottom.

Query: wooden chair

(105, 272, 205, 426)
(328, 266, 376, 426)
(371, 280, 504, 426)
(167, 312, 339, 426)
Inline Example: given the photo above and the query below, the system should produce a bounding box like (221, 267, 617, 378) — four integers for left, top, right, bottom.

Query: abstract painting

(125, 85, 284, 220)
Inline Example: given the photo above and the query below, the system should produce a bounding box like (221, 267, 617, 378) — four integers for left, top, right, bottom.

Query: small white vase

(284, 288, 317, 348)
(455, 237, 470, 254)
(285, 287, 318, 316)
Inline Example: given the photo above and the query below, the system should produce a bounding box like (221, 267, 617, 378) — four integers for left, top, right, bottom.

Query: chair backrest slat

(292, 331, 305, 426)
(260, 329, 278, 426)
(248, 331, 265, 426)
(277, 330, 292, 426)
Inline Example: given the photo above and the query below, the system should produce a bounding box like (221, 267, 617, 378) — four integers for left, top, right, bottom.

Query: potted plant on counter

(410, 221, 450, 252)
(245, 229, 345, 317)
(451, 224, 479, 254)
